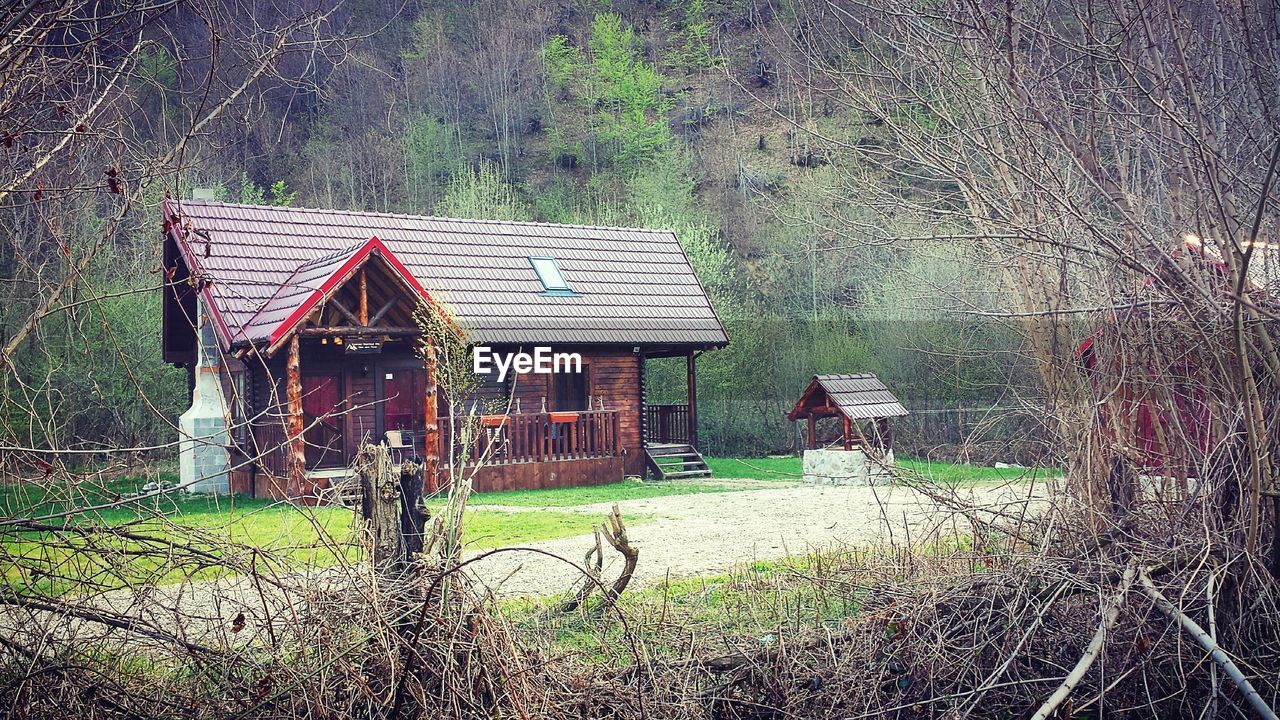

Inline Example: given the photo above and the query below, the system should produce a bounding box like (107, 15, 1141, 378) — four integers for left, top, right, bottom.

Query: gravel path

(465, 479, 1049, 596)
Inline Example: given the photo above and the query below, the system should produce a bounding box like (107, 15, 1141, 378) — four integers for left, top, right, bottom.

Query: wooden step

(652, 454, 706, 463)
(662, 469, 713, 479)
(653, 461, 708, 470)
(644, 444, 712, 481)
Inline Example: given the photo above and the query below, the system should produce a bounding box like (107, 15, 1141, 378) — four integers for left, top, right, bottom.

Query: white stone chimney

(179, 300, 231, 494)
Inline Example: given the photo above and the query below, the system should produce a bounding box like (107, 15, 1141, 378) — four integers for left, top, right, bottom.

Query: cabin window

(529, 256, 571, 292)
(229, 368, 249, 447)
(383, 370, 424, 435)
(553, 365, 590, 411)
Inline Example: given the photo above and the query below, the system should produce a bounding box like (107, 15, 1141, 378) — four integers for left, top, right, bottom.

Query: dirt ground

(465, 478, 1050, 596)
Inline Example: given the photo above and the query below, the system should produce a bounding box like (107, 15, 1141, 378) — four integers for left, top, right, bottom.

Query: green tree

(668, 0, 718, 73)
(239, 172, 296, 206)
(405, 116, 473, 208)
(543, 14, 675, 170)
(437, 164, 533, 221)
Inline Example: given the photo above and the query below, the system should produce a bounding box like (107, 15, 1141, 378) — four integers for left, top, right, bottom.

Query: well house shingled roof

(788, 374, 909, 421)
(164, 199, 730, 350)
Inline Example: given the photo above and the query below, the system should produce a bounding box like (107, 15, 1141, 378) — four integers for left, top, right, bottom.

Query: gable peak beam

(299, 326, 418, 338)
(328, 296, 362, 327)
(358, 269, 369, 325)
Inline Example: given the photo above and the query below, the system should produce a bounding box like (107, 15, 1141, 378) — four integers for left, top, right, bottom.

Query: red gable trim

(163, 197, 236, 351)
(264, 236, 431, 353)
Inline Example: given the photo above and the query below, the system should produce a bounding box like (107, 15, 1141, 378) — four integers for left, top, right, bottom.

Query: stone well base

(802, 448, 896, 486)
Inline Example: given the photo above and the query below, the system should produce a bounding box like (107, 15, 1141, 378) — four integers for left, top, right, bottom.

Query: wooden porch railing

(645, 403, 690, 444)
(253, 409, 622, 478)
(255, 421, 288, 477)
(446, 409, 620, 466)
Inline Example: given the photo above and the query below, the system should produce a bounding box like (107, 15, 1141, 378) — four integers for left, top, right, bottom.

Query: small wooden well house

(787, 374, 908, 483)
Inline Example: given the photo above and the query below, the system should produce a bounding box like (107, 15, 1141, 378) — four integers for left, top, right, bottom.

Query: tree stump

(358, 444, 401, 569)
(357, 445, 432, 573)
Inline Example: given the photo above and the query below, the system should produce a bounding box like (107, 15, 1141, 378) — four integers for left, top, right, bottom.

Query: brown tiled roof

(243, 240, 367, 344)
(787, 374, 909, 421)
(1178, 234, 1280, 296)
(164, 199, 729, 350)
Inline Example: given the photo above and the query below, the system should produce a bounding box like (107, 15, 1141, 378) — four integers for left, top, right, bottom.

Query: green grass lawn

(704, 455, 805, 480)
(1, 475, 601, 595)
(1, 476, 601, 548)
(706, 455, 1058, 485)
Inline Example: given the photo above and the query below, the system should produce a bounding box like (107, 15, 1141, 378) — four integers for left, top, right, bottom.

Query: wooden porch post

(807, 414, 817, 450)
(878, 418, 892, 452)
(686, 351, 698, 448)
(423, 337, 440, 493)
(285, 334, 310, 502)
(842, 416, 852, 451)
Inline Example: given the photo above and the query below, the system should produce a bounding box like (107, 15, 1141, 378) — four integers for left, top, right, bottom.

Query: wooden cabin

(161, 199, 728, 500)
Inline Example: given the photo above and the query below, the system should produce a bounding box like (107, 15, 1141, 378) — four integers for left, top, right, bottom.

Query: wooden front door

(302, 374, 345, 469)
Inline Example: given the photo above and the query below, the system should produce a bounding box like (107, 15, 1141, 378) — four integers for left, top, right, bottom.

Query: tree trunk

(285, 334, 309, 502)
(398, 460, 429, 559)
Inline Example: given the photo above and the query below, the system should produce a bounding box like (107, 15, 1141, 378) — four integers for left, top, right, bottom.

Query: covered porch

(258, 402, 627, 498)
(260, 359, 629, 498)
(439, 408, 624, 492)
(642, 350, 711, 480)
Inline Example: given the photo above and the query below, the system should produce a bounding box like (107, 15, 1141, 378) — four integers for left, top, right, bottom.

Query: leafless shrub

(747, 0, 1280, 565)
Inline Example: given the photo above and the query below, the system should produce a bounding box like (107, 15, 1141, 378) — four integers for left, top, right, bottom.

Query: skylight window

(530, 256, 572, 292)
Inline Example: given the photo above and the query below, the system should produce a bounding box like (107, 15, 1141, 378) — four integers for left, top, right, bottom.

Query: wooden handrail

(645, 403, 690, 444)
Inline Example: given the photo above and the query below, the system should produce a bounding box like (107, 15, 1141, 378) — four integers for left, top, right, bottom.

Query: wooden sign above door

(345, 338, 383, 354)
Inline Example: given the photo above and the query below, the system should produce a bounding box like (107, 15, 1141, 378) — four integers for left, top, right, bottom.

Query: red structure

(1076, 234, 1277, 478)
(161, 199, 728, 499)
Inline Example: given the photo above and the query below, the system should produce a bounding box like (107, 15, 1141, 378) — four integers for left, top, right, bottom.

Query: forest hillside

(0, 0, 1034, 461)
